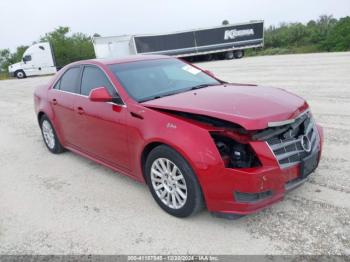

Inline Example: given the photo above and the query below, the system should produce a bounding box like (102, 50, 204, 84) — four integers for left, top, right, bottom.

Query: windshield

(108, 58, 221, 102)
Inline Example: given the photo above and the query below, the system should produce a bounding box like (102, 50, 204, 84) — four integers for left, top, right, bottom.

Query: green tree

(13, 46, 29, 62)
(322, 16, 350, 51)
(0, 49, 11, 71)
(262, 15, 344, 53)
(40, 26, 95, 68)
(0, 45, 28, 72)
(317, 15, 338, 38)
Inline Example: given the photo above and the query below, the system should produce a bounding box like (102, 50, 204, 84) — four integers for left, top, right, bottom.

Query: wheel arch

(140, 140, 207, 212)
(36, 110, 65, 147)
(37, 111, 46, 125)
(140, 141, 165, 184)
(140, 140, 199, 185)
(14, 69, 26, 78)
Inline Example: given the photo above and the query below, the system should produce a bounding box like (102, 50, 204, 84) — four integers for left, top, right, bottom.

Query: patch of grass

(0, 72, 9, 80)
(246, 45, 325, 57)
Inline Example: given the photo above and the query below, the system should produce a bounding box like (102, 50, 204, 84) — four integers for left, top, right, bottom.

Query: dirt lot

(0, 52, 349, 255)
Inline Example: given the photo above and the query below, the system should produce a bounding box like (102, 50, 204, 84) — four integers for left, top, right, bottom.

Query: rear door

(72, 65, 131, 171)
(48, 66, 81, 145)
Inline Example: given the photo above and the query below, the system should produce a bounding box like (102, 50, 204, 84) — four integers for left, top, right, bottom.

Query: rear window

(59, 67, 81, 93)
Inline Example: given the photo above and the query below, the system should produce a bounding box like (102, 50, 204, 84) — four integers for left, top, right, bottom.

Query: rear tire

(40, 115, 65, 154)
(225, 51, 234, 60)
(15, 70, 26, 79)
(205, 54, 215, 61)
(145, 145, 204, 218)
(234, 50, 245, 59)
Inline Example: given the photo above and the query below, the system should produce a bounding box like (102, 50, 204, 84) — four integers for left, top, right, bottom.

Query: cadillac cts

(34, 55, 324, 218)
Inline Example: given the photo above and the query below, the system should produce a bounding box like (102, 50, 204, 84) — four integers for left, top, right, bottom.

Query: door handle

(77, 106, 85, 115)
(52, 98, 57, 105)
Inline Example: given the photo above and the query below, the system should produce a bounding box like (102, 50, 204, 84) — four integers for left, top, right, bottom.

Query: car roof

(74, 54, 172, 66)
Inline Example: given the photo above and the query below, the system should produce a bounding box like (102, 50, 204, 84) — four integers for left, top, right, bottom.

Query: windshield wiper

(139, 84, 217, 102)
(139, 93, 177, 103)
(189, 83, 217, 90)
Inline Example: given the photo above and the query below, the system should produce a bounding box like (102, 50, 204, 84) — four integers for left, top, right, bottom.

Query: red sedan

(34, 55, 324, 218)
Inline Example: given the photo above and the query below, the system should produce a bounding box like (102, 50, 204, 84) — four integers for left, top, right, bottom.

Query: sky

(0, 0, 349, 51)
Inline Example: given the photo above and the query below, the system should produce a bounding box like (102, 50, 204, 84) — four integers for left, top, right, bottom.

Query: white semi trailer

(93, 21, 264, 61)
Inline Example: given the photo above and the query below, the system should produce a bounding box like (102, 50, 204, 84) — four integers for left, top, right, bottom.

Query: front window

(80, 66, 117, 96)
(108, 58, 220, 102)
(23, 55, 32, 62)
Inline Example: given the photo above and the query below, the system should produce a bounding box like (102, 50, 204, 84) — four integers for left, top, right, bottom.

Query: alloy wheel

(150, 158, 187, 209)
(42, 120, 55, 149)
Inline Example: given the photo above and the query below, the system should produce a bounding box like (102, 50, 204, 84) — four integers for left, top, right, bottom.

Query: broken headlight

(211, 134, 261, 168)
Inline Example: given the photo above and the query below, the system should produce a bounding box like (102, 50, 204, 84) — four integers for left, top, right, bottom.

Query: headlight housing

(211, 132, 261, 168)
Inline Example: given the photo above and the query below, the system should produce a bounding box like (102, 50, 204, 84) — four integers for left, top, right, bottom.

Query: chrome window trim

(51, 88, 127, 108)
(50, 63, 127, 108)
(52, 88, 86, 97)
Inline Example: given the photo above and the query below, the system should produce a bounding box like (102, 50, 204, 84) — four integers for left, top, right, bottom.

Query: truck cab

(8, 42, 57, 79)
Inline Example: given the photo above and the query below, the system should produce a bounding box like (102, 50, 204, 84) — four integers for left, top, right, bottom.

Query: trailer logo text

(224, 29, 254, 40)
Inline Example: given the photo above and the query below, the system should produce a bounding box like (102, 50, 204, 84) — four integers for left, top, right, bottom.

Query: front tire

(145, 145, 204, 218)
(15, 70, 26, 79)
(40, 115, 65, 154)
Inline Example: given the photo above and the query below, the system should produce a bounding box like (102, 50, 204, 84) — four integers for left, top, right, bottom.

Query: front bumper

(9, 71, 15, 78)
(209, 165, 311, 217)
(202, 124, 324, 216)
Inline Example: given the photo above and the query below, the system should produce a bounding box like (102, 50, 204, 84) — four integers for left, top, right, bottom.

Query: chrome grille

(266, 112, 320, 169)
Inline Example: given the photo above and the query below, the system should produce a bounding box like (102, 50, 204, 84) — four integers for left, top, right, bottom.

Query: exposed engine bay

(211, 133, 261, 168)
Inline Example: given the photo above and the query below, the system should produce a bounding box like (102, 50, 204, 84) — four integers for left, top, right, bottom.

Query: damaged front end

(210, 132, 261, 168)
(209, 109, 322, 172)
(252, 110, 321, 169)
(153, 108, 322, 172)
(148, 107, 323, 215)
(156, 109, 263, 169)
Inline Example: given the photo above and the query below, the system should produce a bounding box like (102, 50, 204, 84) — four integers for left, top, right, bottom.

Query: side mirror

(89, 87, 113, 102)
(22, 58, 26, 64)
(204, 69, 215, 77)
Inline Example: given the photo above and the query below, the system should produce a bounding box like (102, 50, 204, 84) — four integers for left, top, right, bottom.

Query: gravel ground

(0, 52, 349, 255)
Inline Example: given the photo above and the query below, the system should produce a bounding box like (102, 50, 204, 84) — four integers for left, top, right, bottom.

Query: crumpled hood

(142, 84, 308, 130)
